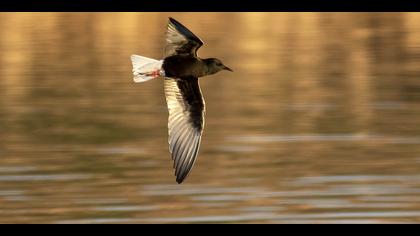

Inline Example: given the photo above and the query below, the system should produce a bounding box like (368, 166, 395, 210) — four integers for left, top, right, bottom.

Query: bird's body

(163, 55, 207, 78)
(131, 17, 232, 184)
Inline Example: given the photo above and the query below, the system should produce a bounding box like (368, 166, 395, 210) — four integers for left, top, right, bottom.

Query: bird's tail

(131, 55, 165, 83)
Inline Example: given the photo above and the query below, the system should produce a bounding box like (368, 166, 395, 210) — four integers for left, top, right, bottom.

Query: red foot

(146, 70, 160, 77)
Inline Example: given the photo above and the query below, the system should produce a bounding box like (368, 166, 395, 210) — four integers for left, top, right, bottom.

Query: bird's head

(204, 58, 233, 75)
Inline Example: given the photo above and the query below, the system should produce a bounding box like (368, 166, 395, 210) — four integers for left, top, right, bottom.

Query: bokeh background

(1, 12, 420, 223)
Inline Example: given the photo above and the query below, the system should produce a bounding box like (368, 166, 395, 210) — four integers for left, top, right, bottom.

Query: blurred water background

(1, 13, 420, 223)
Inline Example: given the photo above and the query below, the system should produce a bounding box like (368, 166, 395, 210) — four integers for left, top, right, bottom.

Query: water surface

(1, 13, 420, 223)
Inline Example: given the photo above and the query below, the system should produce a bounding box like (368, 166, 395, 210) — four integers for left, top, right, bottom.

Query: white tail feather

(131, 55, 164, 83)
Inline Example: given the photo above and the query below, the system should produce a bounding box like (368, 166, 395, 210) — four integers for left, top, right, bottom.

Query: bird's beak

(223, 65, 233, 72)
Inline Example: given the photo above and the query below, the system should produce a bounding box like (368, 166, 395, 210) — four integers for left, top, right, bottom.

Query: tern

(131, 17, 232, 184)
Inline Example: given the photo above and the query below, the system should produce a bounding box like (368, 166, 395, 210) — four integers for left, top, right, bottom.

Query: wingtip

(174, 170, 183, 184)
(168, 17, 183, 28)
(176, 172, 188, 184)
(176, 177, 184, 184)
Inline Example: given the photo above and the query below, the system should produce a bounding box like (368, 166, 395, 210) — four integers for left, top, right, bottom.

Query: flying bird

(131, 17, 232, 184)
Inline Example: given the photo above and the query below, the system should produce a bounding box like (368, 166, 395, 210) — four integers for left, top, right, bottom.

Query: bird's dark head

(204, 58, 233, 75)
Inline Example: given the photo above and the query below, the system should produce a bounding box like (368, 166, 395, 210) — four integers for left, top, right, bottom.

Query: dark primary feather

(165, 17, 204, 57)
(164, 77, 205, 183)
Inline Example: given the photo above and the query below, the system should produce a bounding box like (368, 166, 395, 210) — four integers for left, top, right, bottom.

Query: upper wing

(164, 17, 204, 57)
(164, 77, 205, 183)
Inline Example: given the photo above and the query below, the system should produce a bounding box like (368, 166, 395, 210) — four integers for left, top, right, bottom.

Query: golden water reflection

(1, 13, 420, 223)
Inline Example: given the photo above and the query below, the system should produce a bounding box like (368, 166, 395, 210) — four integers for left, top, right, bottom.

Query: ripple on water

(0, 190, 30, 201)
(136, 211, 420, 223)
(56, 218, 138, 224)
(95, 147, 147, 155)
(226, 134, 420, 144)
(216, 145, 260, 153)
(93, 205, 160, 212)
(0, 174, 93, 182)
(292, 175, 420, 185)
(141, 185, 264, 196)
(0, 166, 37, 173)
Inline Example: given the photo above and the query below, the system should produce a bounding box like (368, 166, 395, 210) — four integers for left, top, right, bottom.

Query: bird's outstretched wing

(164, 17, 204, 57)
(164, 77, 205, 183)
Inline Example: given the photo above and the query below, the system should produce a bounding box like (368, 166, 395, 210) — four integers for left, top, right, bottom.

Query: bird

(130, 17, 232, 184)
